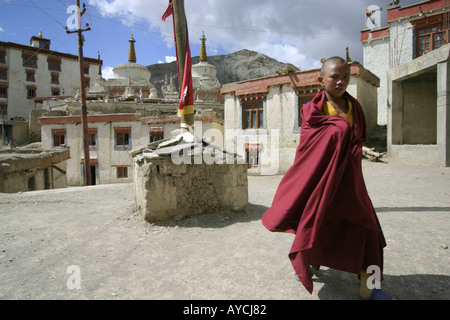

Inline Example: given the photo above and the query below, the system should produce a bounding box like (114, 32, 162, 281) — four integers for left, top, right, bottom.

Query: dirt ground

(0, 159, 449, 301)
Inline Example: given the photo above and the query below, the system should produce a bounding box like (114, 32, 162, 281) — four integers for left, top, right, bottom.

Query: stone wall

(0, 147, 69, 193)
(133, 154, 248, 222)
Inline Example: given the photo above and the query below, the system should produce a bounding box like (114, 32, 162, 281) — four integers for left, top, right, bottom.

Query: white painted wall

(2, 45, 100, 120)
(362, 18, 415, 125)
(363, 37, 390, 125)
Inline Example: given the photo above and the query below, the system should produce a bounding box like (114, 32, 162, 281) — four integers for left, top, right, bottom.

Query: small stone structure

(132, 134, 248, 222)
(0, 144, 69, 193)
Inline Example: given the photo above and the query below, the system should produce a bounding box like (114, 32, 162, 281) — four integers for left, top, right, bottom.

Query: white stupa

(191, 32, 222, 102)
(113, 33, 151, 82)
(106, 33, 156, 99)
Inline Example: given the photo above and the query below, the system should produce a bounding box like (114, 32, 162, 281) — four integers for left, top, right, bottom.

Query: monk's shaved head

(321, 57, 349, 76)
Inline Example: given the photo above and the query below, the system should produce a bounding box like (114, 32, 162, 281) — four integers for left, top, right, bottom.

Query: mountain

(147, 49, 299, 94)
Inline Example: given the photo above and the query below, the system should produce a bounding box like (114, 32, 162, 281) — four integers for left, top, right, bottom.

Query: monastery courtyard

(0, 159, 448, 301)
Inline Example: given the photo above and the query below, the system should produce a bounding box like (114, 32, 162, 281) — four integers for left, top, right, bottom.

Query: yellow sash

(322, 99, 354, 139)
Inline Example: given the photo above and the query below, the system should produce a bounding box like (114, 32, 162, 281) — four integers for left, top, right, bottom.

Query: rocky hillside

(147, 49, 299, 93)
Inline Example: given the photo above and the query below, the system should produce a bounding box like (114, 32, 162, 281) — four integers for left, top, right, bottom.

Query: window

(242, 101, 264, 129)
(52, 129, 66, 147)
(414, 14, 449, 57)
(116, 166, 128, 179)
(114, 127, 131, 150)
(26, 86, 36, 99)
(48, 57, 61, 71)
(0, 85, 7, 98)
(149, 127, 164, 143)
(22, 52, 37, 68)
(244, 144, 260, 168)
(26, 70, 35, 82)
(0, 104, 7, 115)
(87, 128, 98, 150)
(0, 67, 7, 80)
(298, 95, 314, 126)
(0, 50, 5, 64)
(84, 65, 89, 75)
(51, 88, 60, 96)
(51, 73, 59, 84)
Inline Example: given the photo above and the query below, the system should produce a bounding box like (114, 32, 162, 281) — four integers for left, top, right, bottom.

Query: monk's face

(319, 62, 350, 99)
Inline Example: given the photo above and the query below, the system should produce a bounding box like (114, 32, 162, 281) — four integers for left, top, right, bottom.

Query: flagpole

(171, 0, 194, 133)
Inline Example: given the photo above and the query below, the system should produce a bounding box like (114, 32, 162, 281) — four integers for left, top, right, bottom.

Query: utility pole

(67, 0, 91, 185)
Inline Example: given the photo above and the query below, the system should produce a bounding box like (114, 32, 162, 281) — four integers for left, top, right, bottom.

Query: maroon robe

(262, 90, 386, 294)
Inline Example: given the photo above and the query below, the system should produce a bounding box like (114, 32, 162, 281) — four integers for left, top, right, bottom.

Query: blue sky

(0, 0, 420, 79)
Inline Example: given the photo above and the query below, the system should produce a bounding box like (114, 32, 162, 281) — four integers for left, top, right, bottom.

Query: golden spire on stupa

(39, 29, 43, 38)
(128, 33, 137, 63)
(199, 31, 207, 62)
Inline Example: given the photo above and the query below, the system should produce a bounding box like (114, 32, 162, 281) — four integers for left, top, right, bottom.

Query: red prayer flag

(162, 0, 194, 117)
(161, 0, 173, 21)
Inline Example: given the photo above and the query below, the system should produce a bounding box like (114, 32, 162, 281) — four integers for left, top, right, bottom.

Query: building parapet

(221, 62, 379, 97)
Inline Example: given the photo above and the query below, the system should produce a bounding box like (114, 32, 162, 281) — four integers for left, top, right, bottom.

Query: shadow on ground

(149, 203, 268, 229)
(376, 206, 450, 213)
(312, 268, 450, 300)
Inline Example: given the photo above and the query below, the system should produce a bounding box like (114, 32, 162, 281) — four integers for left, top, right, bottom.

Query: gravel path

(0, 160, 449, 300)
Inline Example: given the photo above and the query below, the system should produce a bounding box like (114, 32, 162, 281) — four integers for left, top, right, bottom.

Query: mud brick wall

(133, 156, 248, 222)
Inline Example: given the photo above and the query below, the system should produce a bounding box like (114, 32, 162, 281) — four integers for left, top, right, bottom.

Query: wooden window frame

(26, 69, 35, 82)
(244, 143, 261, 168)
(0, 50, 6, 64)
(0, 104, 7, 115)
(22, 52, 38, 68)
(116, 166, 129, 179)
(51, 87, 60, 96)
(51, 73, 60, 84)
(26, 85, 36, 99)
(0, 85, 7, 98)
(0, 67, 7, 80)
(413, 13, 449, 57)
(48, 57, 62, 72)
(149, 127, 164, 143)
(242, 101, 264, 129)
(114, 127, 131, 150)
(52, 128, 66, 147)
(87, 128, 98, 150)
(297, 94, 315, 126)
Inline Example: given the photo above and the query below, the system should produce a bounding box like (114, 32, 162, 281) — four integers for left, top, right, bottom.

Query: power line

(28, 0, 67, 29)
(2, 1, 361, 36)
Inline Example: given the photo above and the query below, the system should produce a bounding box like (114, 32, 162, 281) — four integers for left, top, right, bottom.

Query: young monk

(262, 57, 397, 299)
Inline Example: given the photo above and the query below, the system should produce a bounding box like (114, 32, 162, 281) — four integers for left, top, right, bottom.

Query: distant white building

(39, 101, 224, 186)
(38, 33, 224, 186)
(361, 0, 449, 125)
(220, 62, 379, 175)
(87, 33, 158, 100)
(0, 30, 102, 121)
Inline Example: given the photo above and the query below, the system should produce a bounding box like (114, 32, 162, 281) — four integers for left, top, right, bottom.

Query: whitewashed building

(39, 102, 223, 186)
(361, 0, 449, 125)
(38, 33, 224, 186)
(220, 62, 379, 175)
(0, 30, 102, 121)
(361, 0, 450, 166)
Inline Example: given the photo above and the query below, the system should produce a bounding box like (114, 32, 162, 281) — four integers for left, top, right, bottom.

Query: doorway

(90, 164, 96, 185)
